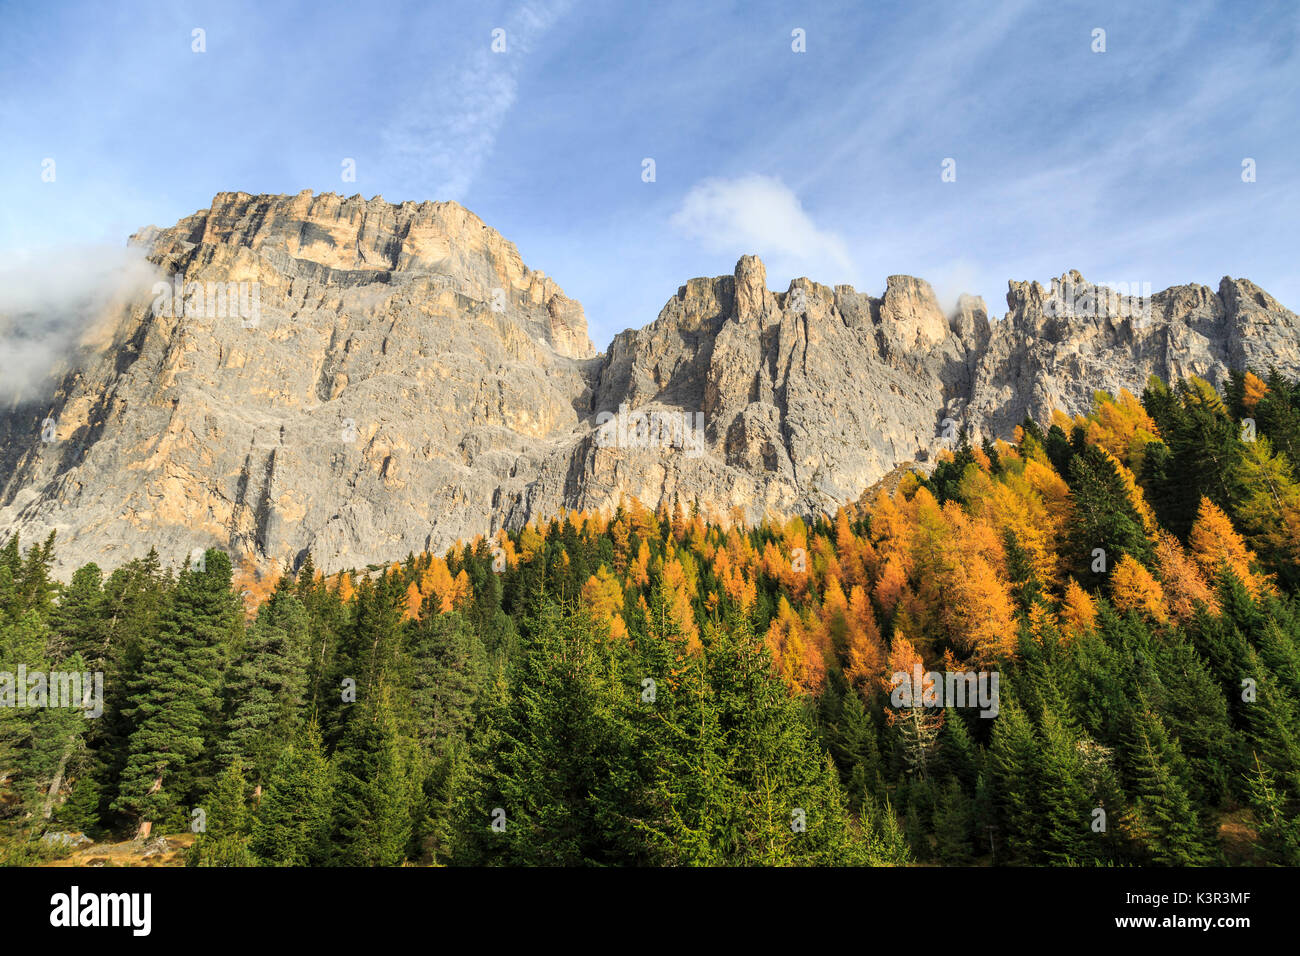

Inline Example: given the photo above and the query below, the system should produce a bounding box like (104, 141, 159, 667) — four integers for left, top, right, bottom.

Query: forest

(2, 369, 1299, 867)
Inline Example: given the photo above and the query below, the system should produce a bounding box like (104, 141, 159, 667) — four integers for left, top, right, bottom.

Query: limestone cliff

(2, 191, 1298, 576)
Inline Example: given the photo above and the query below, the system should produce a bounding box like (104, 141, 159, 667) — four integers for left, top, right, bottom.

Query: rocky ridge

(2, 191, 1298, 576)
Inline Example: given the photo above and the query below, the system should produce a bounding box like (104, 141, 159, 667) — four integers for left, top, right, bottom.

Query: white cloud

(0, 244, 158, 402)
(928, 259, 987, 318)
(379, 0, 574, 202)
(670, 175, 853, 280)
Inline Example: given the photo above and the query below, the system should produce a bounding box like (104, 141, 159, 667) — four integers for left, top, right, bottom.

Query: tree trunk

(40, 739, 74, 820)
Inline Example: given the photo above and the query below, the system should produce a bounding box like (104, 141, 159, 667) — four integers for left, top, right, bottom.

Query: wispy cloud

(378, 0, 575, 202)
(0, 244, 157, 403)
(670, 175, 854, 283)
(2, 0, 1296, 340)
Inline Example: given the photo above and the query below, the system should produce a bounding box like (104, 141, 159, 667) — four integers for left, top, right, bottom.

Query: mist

(0, 244, 159, 404)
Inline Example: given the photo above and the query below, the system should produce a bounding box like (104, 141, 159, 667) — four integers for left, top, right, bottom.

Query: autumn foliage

(280, 377, 1294, 716)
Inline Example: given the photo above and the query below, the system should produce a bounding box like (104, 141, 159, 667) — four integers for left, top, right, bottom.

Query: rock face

(2, 191, 1299, 576)
(965, 271, 1300, 435)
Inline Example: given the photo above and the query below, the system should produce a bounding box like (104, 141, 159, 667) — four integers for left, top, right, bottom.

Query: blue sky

(2, 0, 1298, 348)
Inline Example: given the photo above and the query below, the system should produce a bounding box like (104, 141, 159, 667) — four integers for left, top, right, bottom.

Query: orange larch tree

(844, 584, 885, 697)
(1153, 530, 1219, 622)
(580, 564, 625, 627)
(1059, 578, 1097, 641)
(1188, 497, 1270, 597)
(1110, 554, 1169, 623)
(765, 595, 823, 695)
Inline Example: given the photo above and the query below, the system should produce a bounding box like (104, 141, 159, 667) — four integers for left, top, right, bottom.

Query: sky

(1, 0, 1298, 350)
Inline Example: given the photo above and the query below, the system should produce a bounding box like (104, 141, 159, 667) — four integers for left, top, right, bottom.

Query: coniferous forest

(3, 370, 1300, 867)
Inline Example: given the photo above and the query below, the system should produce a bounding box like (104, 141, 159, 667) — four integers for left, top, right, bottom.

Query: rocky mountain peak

(1221, 275, 1287, 316)
(733, 254, 773, 324)
(881, 275, 949, 349)
(133, 190, 596, 360)
(951, 294, 991, 348)
(3, 200, 1300, 578)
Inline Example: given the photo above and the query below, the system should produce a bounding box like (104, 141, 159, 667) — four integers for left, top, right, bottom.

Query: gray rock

(41, 831, 93, 849)
(2, 191, 1299, 578)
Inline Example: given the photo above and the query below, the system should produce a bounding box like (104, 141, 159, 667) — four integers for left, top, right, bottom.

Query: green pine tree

(186, 761, 257, 867)
(330, 687, 421, 866)
(1123, 705, 1216, 865)
(113, 549, 238, 833)
(250, 721, 333, 866)
(218, 589, 311, 785)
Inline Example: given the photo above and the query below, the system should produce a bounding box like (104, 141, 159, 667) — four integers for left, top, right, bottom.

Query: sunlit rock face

(2, 191, 1298, 577)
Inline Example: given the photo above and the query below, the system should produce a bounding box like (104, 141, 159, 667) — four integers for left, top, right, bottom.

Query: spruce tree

(1066, 445, 1153, 588)
(186, 761, 257, 867)
(50, 563, 106, 663)
(1123, 705, 1216, 865)
(407, 610, 488, 754)
(218, 589, 310, 785)
(1245, 753, 1300, 865)
(1035, 707, 1095, 864)
(330, 687, 421, 866)
(987, 701, 1043, 862)
(934, 778, 974, 864)
(85, 552, 171, 830)
(113, 549, 238, 833)
(472, 602, 640, 866)
(251, 721, 333, 866)
(829, 689, 887, 811)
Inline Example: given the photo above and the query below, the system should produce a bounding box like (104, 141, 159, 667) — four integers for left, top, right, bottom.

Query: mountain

(3, 190, 1299, 576)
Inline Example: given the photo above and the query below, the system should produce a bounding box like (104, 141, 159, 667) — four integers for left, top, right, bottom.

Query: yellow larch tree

(1079, 388, 1160, 472)
(1059, 578, 1097, 641)
(944, 552, 1019, 664)
(765, 596, 823, 695)
(419, 556, 470, 613)
(874, 554, 909, 617)
(403, 581, 423, 620)
(609, 513, 631, 573)
(581, 564, 625, 628)
(1110, 554, 1168, 623)
(812, 532, 841, 592)
(712, 543, 757, 614)
(518, 523, 545, 562)
(868, 489, 915, 577)
(1153, 530, 1219, 622)
(844, 584, 885, 696)
(630, 539, 651, 588)
(834, 508, 862, 586)
(657, 553, 702, 654)
(1188, 497, 1270, 598)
